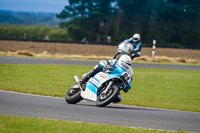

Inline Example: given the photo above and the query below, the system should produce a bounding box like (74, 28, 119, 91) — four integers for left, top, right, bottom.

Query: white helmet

(132, 33, 140, 43)
(118, 55, 132, 69)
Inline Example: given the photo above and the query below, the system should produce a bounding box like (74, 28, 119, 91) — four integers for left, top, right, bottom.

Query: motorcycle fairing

(80, 64, 132, 102)
(80, 72, 120, 101)
(118, 42, 133, 53)
(80, 76, 100, 101)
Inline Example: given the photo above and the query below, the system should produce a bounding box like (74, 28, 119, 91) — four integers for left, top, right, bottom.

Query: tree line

(57, 0, 200, 49)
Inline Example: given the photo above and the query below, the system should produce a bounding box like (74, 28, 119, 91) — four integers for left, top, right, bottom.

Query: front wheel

(96, 85, 120, 107)
(65, 84, 83, 104)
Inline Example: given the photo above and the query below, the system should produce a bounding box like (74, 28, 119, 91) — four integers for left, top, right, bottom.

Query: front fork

(102, 80, 114, 95)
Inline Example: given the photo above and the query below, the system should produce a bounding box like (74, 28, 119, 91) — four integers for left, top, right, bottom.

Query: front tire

(96, 85, 120, 107)
(65, 84, 83, 104)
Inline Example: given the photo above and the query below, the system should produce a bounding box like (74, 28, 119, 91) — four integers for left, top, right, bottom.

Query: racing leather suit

(124, 37, 142, 59)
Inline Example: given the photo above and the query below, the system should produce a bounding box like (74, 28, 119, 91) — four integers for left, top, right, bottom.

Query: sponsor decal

(99, 73, 107, 79)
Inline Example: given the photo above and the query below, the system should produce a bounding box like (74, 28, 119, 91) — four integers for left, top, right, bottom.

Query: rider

(79, 55, 133, 103)
(123, 33, 142, 60)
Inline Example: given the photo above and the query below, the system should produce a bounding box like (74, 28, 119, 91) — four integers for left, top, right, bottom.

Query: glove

(105, 65, 114, 70)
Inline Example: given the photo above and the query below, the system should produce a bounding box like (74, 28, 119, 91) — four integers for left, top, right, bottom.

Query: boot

(79, 71, 92, 90)
(112, 92, 122, 103)
(79, 65, 102, 90)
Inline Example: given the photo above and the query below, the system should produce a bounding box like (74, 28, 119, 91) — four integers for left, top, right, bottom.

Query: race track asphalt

(0, 90, 200, 132)
(0, 56, 200, 70)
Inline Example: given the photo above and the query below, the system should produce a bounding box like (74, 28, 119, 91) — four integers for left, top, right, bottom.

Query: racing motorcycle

(65, 63, 133, 107)
(113, 42, 135, 60)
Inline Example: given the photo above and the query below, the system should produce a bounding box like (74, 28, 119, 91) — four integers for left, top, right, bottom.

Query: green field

(0, 64, 199, 112)
(0, 115, 187, 133)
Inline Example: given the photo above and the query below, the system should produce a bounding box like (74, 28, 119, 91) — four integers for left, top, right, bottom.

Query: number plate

(120, 72, 131, 84)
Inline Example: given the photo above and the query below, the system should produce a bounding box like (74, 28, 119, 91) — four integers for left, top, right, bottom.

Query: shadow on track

(74, 102, 164, 112)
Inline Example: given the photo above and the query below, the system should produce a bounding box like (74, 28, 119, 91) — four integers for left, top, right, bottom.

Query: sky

(0, 0, 68, 13)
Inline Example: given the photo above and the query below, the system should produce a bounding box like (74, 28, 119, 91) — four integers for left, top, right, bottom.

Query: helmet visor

(120, 61, 131, 70)
(133, 38, 139, 42)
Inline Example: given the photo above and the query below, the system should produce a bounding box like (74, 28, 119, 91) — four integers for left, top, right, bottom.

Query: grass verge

(0, 115, 188, 133)
(0, 64, 200, 112)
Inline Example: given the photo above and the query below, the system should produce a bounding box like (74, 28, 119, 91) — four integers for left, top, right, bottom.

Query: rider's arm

(99, 59, 117, 68)
(123, 37, 133, 43)
(99, 60, 107, 68)
(133, 42, 142, 52)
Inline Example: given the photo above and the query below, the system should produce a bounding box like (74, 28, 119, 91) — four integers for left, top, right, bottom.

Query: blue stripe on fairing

(88, 81, 98, 94)
(93, 77, 100, 83)
(87, 82, 97, 94)
(88, 81, 98, 89)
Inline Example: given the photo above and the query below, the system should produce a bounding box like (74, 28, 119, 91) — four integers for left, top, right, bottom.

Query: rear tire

(65, 84, 83, 104)
(96, 85, 120, 107)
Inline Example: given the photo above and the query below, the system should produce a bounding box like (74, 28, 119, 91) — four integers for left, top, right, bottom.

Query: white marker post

(152, 40, 156, 60)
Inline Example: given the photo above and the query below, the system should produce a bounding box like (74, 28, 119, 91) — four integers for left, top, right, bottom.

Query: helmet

(118, 55, 132, 70)
(132, 33, 140, 43)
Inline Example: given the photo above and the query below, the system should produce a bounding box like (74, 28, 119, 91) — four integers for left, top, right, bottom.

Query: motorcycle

(65, 62, 133, 107)
(113, 42, 135, 60)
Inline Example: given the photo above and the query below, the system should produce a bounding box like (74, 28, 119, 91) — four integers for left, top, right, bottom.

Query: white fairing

(118, 42, 133, 53)
(80, 75, 102, 101)
(80, 72, 117, 102)
(117, 62, 134, 78)
(81, 88, 97, 101)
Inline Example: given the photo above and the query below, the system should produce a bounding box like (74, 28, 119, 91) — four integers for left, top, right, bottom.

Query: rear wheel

(65, 84, 83, 104)
(96, 85, 120, 107)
